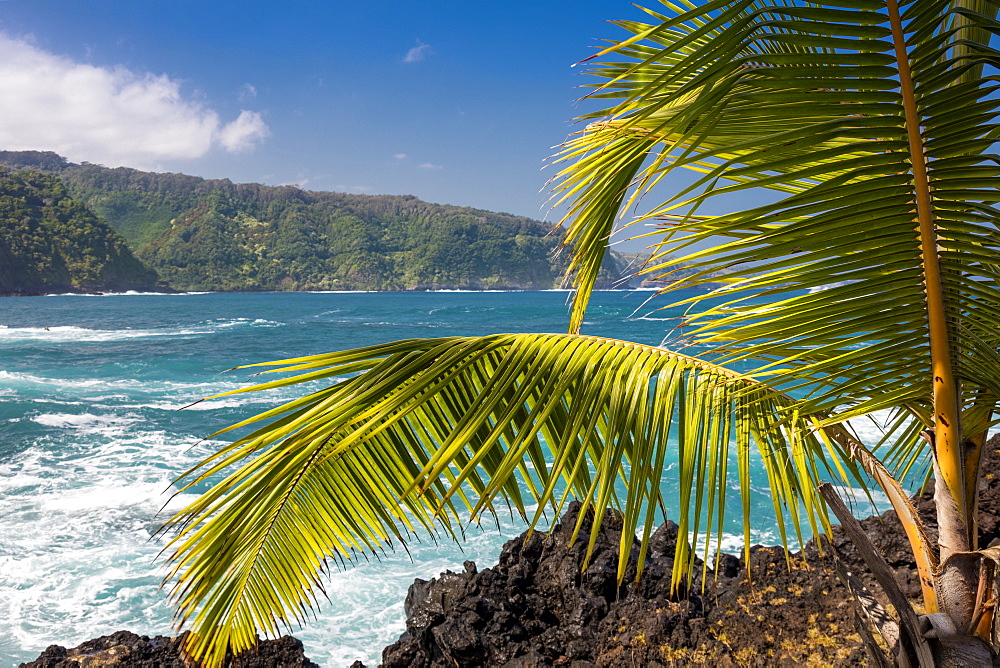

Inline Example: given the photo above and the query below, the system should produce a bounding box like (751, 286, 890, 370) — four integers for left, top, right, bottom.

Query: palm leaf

(548, 0, 1000, 639)
(162, 333, 844, 667)
(552, 0, 1000, 496)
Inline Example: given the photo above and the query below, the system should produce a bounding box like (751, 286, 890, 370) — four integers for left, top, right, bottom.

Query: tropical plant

(162, 0, 1000, 664)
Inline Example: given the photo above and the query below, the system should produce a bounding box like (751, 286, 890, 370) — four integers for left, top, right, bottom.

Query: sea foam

(0, 319, 285, 344)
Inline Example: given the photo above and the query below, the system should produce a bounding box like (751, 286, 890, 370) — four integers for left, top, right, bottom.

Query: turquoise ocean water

(0, 290, 887, 666)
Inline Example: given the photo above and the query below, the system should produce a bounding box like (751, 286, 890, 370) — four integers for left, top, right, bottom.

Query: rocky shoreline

(19, 632, 318, 668)
(376, 500, 880, 667)
(22, 438, 1000, 667)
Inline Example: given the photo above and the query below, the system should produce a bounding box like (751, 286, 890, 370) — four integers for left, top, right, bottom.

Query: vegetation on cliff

(0, 167, 158, 294)
(0, 151, 632, 292)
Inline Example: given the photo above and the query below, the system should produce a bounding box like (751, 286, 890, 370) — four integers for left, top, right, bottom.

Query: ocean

(0, 290, 886, 667)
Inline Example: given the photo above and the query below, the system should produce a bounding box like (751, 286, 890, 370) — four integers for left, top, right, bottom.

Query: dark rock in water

(19, 630, 318, 668)
(382, 436, 1000, 667)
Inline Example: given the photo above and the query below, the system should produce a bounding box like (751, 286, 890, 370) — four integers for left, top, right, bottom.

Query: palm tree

(162, 0, 1000, 665)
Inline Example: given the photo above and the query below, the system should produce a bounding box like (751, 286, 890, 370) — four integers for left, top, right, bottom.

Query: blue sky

(0, 1, 662, 241)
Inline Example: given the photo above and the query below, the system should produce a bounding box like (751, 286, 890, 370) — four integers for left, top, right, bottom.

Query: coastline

(1, 286, 679, 298)
(15, 493, 934, 668)
(0, 287, 179, 297)
(25, 432, 999, 668)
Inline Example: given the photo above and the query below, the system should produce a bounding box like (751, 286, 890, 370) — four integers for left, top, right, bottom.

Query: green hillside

(0, 167, 159, 295)
(0, 151, 633, 292)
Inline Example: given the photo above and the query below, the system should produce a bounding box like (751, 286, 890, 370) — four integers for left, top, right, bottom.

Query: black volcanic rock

(380, 500, 864, 667)
(381, 436, 1000, 667)
(19, 630, 318, 668)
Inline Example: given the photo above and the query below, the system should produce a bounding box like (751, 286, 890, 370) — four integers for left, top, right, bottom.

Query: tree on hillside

(162, 0, 1000, 665)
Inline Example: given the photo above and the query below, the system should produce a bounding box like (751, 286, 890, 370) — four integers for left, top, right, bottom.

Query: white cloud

(403, 41, 431, 63)
(216, 110, 269, 153)
(418, 162, 443, 170)
(0, 34, 270, 168)
(393, 153, 407, 160)
(238, 83, 257, 101)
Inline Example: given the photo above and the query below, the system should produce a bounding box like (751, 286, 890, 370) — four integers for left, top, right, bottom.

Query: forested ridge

(0, 167, 159, 294)
(0, 150, 635, 292)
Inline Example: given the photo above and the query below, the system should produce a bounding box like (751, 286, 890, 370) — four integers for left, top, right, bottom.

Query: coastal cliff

(0, 168, 160, 295)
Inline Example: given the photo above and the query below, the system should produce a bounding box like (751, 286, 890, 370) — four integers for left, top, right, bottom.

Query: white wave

(293, 516, 523, 666)
(0, 417, 515, 667)
(692, 528, 782, 557)
(0, 428, 215, 660)
(212, 317, 285, 329)
(118, 291, 212, 296)
(0, 370, 237, 393)
(0, 371, 339, 414)
(0, 318, 284, 344)
(832, 485, 894, 516)
(845, 409, 907, 444)
(0, 325, 212, 342)
(0, 372, 254, 408)
(30, 413, 139, 434)
(113, 393, 305, 411)
(0, 370, 141, 390)
(40, 481, 167, 514)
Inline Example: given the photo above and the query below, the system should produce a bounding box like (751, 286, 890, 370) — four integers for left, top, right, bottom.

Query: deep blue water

(0, 290, 884, 666)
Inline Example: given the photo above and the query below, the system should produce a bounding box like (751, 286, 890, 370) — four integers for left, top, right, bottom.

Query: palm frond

(163, 333, 842, 667)
(553, 0, 1000, 424)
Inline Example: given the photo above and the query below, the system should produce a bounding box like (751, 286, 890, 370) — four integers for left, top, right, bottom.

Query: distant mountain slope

(0, 167, 159, 295)
(0, 151, 633, 292)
